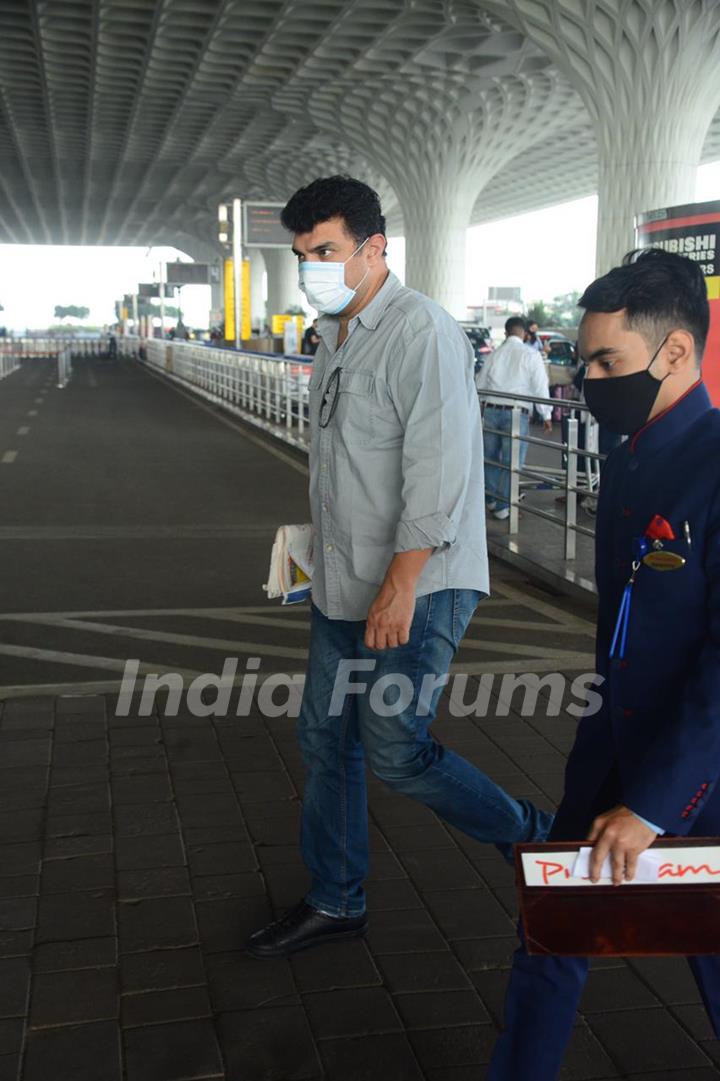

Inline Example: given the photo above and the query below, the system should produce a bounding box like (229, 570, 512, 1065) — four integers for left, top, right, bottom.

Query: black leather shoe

(245, 900, 368, 959)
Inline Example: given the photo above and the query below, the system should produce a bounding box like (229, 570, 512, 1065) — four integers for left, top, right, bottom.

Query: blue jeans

(483, 405, 530, 512)
(296, 589, 553, 917)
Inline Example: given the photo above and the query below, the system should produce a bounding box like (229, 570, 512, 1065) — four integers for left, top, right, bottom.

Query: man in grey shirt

(246, 176, 551, 959)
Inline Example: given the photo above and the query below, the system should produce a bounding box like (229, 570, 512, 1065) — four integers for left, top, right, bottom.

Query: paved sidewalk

(0, 355, 715, 1079)
(0, 580, 718, 1081)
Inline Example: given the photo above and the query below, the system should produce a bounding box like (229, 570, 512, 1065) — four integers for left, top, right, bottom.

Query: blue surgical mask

(298, 238, 369, 315)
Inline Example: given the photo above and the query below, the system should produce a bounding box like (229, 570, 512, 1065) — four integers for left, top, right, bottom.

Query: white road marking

(1, 450, 17, 464)
(16, 426, 29, 436)
(0, 524, 275, 541)
(0, 641, 204, 677)
(4, 615, 309, 660)
(34, 397, 44, 404)
(28, 410, 38, 417)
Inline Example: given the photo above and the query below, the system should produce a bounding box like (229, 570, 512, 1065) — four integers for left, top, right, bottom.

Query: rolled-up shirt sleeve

(389, 318, 474, 553)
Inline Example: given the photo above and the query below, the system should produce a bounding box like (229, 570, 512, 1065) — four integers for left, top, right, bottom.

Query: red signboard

(636, 199, 720, 405)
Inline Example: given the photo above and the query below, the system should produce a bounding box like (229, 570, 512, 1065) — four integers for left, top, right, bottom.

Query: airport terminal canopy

(1, 0, 720, 314)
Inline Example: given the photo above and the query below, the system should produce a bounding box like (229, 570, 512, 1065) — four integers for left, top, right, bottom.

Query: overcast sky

(0, 160, 718, 331)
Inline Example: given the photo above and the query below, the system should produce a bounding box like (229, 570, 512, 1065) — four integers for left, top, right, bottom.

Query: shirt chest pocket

(334, 369, 375, 447)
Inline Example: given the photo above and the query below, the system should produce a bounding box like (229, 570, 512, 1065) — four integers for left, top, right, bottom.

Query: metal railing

(121, 336, 602, 574)
(480, 390, 604, 561)
(124, 336, 313, 450)
(0, 337, 107, 359)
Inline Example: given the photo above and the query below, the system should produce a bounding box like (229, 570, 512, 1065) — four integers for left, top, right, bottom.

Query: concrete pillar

(307, 72, 574, 317)
(249, 249, 266, 333)
(481, 0, 720, 274)
(263, 247, 302, 318)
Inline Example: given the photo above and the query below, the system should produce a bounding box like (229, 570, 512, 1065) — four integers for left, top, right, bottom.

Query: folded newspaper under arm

(263, 524, 314, 605)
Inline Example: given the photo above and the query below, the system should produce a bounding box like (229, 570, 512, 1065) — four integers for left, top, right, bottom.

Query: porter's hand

(587, 805, 657, 886)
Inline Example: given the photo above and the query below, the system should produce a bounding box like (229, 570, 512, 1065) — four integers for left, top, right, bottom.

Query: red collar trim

(629, 380, 703, 452)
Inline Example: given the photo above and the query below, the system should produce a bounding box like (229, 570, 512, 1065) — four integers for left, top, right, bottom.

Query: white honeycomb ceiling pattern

(0, 0, 719, 252)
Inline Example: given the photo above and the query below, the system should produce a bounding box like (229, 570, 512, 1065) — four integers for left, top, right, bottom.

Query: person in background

(488, 248, 720, 1080)
(525, 319, 545, 354)
(476, 316, 552, 520)
(302, 317, 321, 356)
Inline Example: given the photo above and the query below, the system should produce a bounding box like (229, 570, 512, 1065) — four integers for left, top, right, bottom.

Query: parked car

(459, 323, 493, 373)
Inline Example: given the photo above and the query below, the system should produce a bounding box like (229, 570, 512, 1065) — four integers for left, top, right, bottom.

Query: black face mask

(583, 336, 670, 435)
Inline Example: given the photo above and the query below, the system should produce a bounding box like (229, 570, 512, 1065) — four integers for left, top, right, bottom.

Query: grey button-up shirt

(309, 270, 489, 621)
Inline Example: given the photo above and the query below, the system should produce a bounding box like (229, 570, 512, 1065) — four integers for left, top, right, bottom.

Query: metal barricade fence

(125, 336, 312, 450)
(122, 337, 603, 568)
(479, 390, 604, 560)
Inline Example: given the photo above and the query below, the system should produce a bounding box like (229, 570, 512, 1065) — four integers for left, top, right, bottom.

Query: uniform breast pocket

(334, 369, 375, 446)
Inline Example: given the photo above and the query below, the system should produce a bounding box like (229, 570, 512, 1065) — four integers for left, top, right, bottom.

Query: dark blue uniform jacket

(564, 380, 720, 835)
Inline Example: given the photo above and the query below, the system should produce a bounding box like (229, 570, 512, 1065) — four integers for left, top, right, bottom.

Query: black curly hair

(578, 248, 709, 364)
(281, 175, 387, 250)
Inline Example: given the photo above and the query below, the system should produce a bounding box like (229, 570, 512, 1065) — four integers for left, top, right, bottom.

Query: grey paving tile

(303, 986, 402, 1039)
(195, 896, 271, 953)
(45, 812, 112, 838)
(113, 802, 180, 838)
(627, 956, 702, 1004)
(0, 897, 36, 932)
(218, 1006, 321, 1081)
(365, 908, 448, 954)
(41, 854, 114, 894)
(376, 951, 472, 994)
(115, 834, 185, 871)
(33, 938, 117, 973)
(111, 774, 173, 804)
(29, 967, 118, 1027)
(191, 871, 265, 901)
(206, 950, 298, 1011)
(401, 850, 483, 892)
(408, 1023, 495, 1069)
(588, 1008, 708, 1073)
(291, 940, 382, 993)
(120, 947, 206, 994)
(0, 843, 41, 876)
(579, 965, 660, 1013)
(44, 834, 112, 859)
(0, 875, 37, 899)
(36, 889, 114, 943)
(0, 1052, 18, 1081)
(50, 765, 109, 788)
(23, 1021, 120, 1081)
(318, 1032, 424, 1081)
(394, 989, 489, 1030)
(0, 931, 33, 958)
(0, 958, 30, 1018)
(118, 897, 198, 953)
(121, 986, 212, 1027)
(424, 888, 514, 940)
(0, 810, 44, 842)
(52, 741, 107, 767)
(124, 1019, 223, 1081)
(118, 867, 191, 900)
(186, 841, 256, 876)
(365, 877, 424, 911)
(0, 1020, 23, 1055)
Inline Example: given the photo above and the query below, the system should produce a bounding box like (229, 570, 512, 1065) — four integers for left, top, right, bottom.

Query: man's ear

(665, 329, 696, 372)
(366, 233, 387, 264)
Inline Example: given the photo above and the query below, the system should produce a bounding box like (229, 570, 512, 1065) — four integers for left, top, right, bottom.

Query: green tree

(526, 301, 550, 326)
(54, 304, 90, 321)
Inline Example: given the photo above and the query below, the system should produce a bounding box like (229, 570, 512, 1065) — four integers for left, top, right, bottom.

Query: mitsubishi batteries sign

(636, 199, 720, 404)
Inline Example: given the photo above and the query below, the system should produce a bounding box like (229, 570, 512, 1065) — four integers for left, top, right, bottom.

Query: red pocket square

(645, 515, 676, 541)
